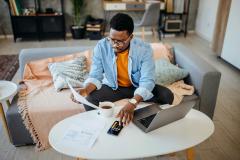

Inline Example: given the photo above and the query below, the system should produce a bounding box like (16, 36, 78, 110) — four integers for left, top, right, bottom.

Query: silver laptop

(133, 95, 198, 133)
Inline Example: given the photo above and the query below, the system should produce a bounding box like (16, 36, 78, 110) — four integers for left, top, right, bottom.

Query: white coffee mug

(98, 101, 114, 117)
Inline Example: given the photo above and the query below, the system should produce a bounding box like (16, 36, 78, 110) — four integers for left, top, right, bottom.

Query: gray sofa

(6, 43, 221, 146)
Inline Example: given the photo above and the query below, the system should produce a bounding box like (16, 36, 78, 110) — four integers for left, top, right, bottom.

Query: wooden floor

(0, 34, 239, 160)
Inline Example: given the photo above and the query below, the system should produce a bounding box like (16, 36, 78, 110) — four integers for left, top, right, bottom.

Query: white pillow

(48, 56, 88, 91)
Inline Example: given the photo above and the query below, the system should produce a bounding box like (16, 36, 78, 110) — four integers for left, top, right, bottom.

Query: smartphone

(107, 121, 124, 136)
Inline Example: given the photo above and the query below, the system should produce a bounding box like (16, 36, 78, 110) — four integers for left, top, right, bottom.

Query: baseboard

(195, 30, 213, 47)
(188, 30, 195, 34)
(195, 31, 211, 42)
(66, 33, 72, 38)
(0, 34, 13, 39)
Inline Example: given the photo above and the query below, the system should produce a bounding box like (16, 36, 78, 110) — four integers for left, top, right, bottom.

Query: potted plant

(71, 0, 85, 39)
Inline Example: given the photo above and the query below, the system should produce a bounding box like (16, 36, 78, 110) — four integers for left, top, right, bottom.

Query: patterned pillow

(48, 56, 89, 91)
(155, 59, 188, 86)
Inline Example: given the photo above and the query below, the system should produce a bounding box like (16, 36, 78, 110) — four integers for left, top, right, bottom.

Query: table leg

(0, 103, 11, 142)
(186, 147, 195, 160)
(152, 26, 158, 43)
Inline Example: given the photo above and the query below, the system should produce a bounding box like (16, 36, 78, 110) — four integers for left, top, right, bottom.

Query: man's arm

(84, 43, 104, 90)
(73, 43, 104, 100)
(71, 82, 97, 103)
(84, 82, 97, 95)
(116, 94, 142, 125)
(117, 45, 155, 125)
(134, 45, 155, 101)
(132, 94, 143, 104)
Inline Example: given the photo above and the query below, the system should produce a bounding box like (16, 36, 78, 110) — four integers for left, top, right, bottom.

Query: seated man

(72, 13, 173, 125)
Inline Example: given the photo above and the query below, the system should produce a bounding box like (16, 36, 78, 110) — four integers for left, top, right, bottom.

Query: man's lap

(84, 84, 174, 111)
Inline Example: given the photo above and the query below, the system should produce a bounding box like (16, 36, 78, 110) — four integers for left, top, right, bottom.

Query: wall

(188, 0, 199, 30)
(0, 0, 199, 35)
(195, 0, 219, 42)
(221, 0, 240, 69)
(0, 0, 105, 35)
(0, 0, 12, 35)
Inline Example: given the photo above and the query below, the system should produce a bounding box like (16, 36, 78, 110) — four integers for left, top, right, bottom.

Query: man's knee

(86, 94, 97, 104)
(160, 89, 174, 104)
(154, 85, 174, 104)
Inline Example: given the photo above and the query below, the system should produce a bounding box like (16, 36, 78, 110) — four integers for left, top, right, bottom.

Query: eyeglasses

(107, 35, 132, 47)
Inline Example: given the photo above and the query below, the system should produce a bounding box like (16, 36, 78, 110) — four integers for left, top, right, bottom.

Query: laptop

(133, 95, 198, 133)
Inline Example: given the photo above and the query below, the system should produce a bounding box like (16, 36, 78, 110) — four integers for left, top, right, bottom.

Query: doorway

(212, 0, 232, 56)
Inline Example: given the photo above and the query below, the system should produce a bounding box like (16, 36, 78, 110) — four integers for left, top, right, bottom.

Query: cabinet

(159, 0, 190, 38)
(6, 0, 65, 42)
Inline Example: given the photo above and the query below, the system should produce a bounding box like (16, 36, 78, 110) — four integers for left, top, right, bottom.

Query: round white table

(0, 80, 18, 141)
(49, 106, 214, 160)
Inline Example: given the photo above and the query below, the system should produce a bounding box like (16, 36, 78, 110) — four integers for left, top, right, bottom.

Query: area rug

(0, 55, 19, 80)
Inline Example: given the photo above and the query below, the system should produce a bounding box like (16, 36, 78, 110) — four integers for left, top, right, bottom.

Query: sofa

(6, 43, 221, 146)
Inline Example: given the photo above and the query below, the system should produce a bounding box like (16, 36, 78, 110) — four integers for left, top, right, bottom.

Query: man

(72, 13, 173, 125)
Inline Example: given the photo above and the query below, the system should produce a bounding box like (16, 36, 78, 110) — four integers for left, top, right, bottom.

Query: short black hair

(110, 13, 134, 35)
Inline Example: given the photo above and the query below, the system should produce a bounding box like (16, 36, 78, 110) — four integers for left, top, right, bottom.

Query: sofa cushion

(155, 59, 188, 86)
(23, 50, 91, 80)
(6, 95, 34, 146)
(48, 56, 89, 91)
(151, 43, 174, 62)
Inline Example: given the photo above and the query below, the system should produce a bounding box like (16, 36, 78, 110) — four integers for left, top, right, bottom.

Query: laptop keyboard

(138, 114, 156, 128)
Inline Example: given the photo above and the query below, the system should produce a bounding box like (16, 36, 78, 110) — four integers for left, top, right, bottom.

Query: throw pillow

(155, 59, 188, 86)
(48, 56, 89, 91)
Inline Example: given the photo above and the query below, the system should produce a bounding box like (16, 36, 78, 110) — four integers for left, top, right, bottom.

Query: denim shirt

(84, 37, 155, 101)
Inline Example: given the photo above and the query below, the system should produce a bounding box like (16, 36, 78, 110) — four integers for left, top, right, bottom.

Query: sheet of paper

(58, 118, 106, 150)
(67, 82, 99, 109)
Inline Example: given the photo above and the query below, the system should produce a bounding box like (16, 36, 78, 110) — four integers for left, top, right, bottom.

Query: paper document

(67, 82, 98, 109)
(59, 118, 106, 150)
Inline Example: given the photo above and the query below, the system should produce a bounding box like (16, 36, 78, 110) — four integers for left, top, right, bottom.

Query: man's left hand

(116, 102, 136, 126)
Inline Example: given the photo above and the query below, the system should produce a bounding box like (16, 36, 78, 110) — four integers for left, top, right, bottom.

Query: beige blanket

(18, 52, 89, 151)
(18, 80, 85, 151)
(167, 80, 194, 105)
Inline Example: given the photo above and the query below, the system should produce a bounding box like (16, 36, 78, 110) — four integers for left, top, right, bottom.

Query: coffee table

(0, 80, 18, 142)
(49, 105, 214, 160)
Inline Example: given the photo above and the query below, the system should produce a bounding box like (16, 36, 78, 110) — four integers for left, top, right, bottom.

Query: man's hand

(70, 83, 97, 104)
(70, 88, 88, 104)
(116, 102, 136, 126)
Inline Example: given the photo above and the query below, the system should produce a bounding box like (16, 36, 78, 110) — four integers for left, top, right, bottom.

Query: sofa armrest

(172, 43, 221, 119)
(19, 46, 92, 79)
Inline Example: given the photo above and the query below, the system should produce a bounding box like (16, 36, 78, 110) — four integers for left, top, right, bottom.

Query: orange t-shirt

(116, 49, 132, 87)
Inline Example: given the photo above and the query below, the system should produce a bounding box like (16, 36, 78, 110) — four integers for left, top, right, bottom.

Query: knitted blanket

(17, 51, 90, 151)
(18, 80, 85, 151)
